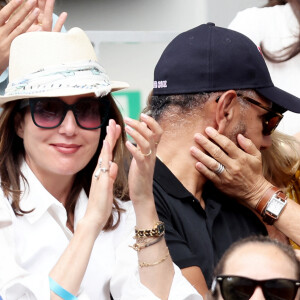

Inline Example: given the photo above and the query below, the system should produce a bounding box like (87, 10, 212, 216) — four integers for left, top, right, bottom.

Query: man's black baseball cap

(153, 23, 300, 113)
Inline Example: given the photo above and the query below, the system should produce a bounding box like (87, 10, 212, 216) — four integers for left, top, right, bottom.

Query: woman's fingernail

(27, 0, 36, 6)
(33, 7, 40, 16)
(141, 113, 149, 119)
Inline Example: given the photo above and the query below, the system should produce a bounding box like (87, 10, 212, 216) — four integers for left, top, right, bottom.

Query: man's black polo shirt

(153, 158, 267, 286)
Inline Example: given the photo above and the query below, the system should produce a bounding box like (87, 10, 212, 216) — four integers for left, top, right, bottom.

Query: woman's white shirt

(0, 162, 201, 300)
(229, 3, 300, 135)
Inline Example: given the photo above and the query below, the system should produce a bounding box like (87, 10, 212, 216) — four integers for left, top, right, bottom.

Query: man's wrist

(247, 182, 274, 209)
(254, 185, 287, 225)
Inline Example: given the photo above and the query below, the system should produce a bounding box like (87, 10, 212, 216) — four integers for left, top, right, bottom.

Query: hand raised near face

(0, 0, 39, 74)
(124, 114, 162, 210)
(85, 119, 120, 236)
(190, 126, 272, 208)
(28, 0, 67, 32)
(0, 0, 67, 74)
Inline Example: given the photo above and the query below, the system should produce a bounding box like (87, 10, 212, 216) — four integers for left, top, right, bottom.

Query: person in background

(144, 22, 300, 296)
(229, 0, 300, 138)
(207, 236, 300, 300)
(0, 28, 200, 299)
(0, 0, 67, 95)
(229, 1, 300, 250)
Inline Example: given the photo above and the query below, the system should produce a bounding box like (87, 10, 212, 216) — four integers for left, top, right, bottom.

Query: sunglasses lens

(264, 279, 298, 300)
(32, 99, 64, 128)
(75, 98, 110, 129)
(263, 114, 281, 136)
(221, 277, 254, 300)
(30, 97, 110, 130)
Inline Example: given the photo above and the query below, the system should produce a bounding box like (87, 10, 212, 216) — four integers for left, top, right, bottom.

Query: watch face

(266, 195, 286, 216)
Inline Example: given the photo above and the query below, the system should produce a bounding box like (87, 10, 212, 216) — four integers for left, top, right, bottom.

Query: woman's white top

(229, 3, 300, 135)
(0, 162, 201, 300)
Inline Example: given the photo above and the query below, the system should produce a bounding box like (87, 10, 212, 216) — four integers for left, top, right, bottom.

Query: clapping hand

(0, 0, 67, 74)
(124, 113, 162, 210)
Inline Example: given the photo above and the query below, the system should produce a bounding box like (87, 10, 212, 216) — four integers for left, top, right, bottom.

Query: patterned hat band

(5, 61, 112, 98)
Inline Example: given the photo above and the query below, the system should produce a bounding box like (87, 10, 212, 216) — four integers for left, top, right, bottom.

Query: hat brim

(0, 80, 129, 105)
(256, 86, 300, 113)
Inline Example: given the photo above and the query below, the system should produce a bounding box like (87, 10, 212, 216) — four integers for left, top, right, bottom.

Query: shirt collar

(19, 161, 87, 227)
(154, 158, 225, 213)
(154, 158, 193, 199)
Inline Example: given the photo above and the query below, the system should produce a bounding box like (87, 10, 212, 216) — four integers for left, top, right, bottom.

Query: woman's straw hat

(0, 27, 129, 104)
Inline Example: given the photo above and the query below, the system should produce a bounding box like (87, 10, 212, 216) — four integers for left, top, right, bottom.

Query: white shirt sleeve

(110, 203, 202, 300)
(0, 199, 91, 300)
(0, 199, 51, 300)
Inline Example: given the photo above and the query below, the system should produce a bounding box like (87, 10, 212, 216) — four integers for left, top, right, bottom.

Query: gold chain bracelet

(135, 221, 165, 238)
(138, 247, 170, 268)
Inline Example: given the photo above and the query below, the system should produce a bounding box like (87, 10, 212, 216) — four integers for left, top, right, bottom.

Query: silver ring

(94, 167, 109, 179)
(141, 149, 152, 157)
(99, 167, 109, 173)
(214, 162, 225, 175)
(94, 158, 110, 179)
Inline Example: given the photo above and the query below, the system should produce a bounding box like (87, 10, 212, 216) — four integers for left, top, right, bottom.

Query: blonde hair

(262, 131, 300, 187)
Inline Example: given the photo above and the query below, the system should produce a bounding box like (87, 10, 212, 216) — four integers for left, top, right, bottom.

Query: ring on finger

(214, 162, 225, 175)
(141, 149, 152, 157)
(94, 158, 110, 179)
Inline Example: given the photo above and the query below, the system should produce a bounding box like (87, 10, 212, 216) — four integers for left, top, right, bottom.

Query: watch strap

(262, 212, 276, 225)
(255, 186, 280, 215)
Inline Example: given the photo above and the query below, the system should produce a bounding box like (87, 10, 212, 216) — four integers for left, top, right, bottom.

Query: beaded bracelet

(49, 277, 78, 300)
(138, 247, 170, 268)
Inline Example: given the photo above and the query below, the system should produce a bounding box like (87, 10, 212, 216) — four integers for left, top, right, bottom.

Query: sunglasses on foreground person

(208, 236, 300, 300)
(0, 28, 200, 299)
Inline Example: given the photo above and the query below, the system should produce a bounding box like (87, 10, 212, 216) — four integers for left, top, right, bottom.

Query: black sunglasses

(213, 275, 300, 300)
(216, 94, 283, 136)
(20, 96, 111, 130)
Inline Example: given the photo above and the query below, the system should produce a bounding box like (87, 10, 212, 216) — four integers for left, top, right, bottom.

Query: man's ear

(15, 112, 25, 139)
(215, 90, 238, 133)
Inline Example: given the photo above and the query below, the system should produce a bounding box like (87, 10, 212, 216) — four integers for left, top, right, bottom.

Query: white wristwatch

(263, 191, 287, 225)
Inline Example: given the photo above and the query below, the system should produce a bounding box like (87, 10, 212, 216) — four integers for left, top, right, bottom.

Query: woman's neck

(26, 161, 75, 206)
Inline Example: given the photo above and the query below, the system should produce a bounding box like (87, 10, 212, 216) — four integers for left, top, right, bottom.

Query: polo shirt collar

(154, 158, 223, 214)
(154, 158, 193, 199)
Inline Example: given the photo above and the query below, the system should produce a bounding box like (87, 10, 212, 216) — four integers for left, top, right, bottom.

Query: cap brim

(256, 86, 300, 113)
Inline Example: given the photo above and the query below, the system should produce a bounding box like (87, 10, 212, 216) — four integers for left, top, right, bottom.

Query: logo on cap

(154, 80, 167, 89)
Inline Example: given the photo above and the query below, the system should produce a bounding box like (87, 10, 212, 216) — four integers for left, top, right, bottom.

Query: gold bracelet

(130, 234, 164, 252)
(135, 221, 165, 238)
(138, 247, 170, 268)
